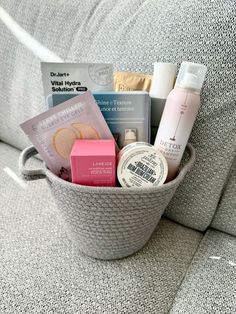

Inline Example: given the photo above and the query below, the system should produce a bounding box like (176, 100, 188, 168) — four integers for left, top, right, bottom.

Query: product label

(118, 147, 168, 187)
(50, 73, 88, 93)
(155, 90, 200, 180)
(127, 161, 156, 183)
(158, 140, 182, 161)
(79, 157, 115, 187)
(41, 63, 114, 101)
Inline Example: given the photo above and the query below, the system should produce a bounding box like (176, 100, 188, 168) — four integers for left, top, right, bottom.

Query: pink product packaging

(154, 62, 207, 181)
(70, 139, 116, 187)
(20, 91, 114, 181)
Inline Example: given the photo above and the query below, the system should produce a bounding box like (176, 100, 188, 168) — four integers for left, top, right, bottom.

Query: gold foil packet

(114, 71, 152, 92)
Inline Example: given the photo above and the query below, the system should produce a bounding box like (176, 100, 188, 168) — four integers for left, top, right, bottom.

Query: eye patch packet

(20, 91, 114, 181)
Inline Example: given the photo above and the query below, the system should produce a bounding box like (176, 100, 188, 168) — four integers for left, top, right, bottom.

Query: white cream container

(117, 142, 168, 188)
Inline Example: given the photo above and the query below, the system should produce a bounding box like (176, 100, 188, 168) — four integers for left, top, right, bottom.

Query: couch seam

(209, 133, 236, 230)
(166, 229, 208, 314)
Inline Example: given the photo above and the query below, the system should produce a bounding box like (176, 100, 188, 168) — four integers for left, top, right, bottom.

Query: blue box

(52, 92, 150, 148)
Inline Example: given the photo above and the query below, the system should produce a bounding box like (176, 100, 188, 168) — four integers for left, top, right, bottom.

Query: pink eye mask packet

(20, 91, 114, 181)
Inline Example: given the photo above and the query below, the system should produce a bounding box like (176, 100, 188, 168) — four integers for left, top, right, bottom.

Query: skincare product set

(21, 61, 207, 188)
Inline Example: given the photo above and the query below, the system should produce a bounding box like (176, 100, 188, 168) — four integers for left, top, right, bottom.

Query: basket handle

(19, 146, 46, 181)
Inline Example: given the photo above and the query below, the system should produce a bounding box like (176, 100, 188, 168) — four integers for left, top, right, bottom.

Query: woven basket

(19, 144, 195, 260)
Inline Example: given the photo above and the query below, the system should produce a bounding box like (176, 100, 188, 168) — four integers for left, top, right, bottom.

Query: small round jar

(117, 142, 168, 188)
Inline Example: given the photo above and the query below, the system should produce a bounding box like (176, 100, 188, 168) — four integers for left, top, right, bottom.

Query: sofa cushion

(0, 142, 202, 313)
(0, 1, 97, 150)
(170, 229, 236, 314)
(0, 0, 235, 231)
(211, 157, 236, 236)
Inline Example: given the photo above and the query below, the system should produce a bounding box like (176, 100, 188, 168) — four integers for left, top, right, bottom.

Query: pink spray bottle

(154, 62, 207, 181)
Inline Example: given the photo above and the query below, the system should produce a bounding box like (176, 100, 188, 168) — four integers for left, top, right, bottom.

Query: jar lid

(117, 142, 168, 188)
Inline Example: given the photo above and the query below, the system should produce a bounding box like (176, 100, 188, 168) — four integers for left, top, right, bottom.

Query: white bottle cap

(149, 62, 177, 99)
(175, 62, 207, 91)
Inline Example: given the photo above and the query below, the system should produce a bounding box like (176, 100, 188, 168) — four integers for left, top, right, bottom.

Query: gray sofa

(0, 1, 236, 313)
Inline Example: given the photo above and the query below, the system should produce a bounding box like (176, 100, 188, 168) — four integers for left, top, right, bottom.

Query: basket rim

(45, 143, 195, 194)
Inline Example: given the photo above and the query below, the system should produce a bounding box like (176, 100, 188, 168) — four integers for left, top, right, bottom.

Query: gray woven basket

(19, 144, 195, 260)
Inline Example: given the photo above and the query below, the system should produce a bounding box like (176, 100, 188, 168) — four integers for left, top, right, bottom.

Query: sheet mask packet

(20, 91, 114, 181)
(114, 71, 152, 92)
(52, 92, 151, 149)
(41, 62, 114, 108)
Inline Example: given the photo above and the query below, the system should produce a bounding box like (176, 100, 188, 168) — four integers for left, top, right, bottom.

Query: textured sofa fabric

(170, 230, 236, 314)
(211, 157, 236, 236)
(0, 0, 236, 232)
(0, 142, 203, 314)
(0, 0, 95, 150)
(1, 1, 236, 312)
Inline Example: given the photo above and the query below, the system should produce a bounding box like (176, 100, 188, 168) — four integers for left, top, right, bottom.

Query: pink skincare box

(70, 139, 116, 187)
